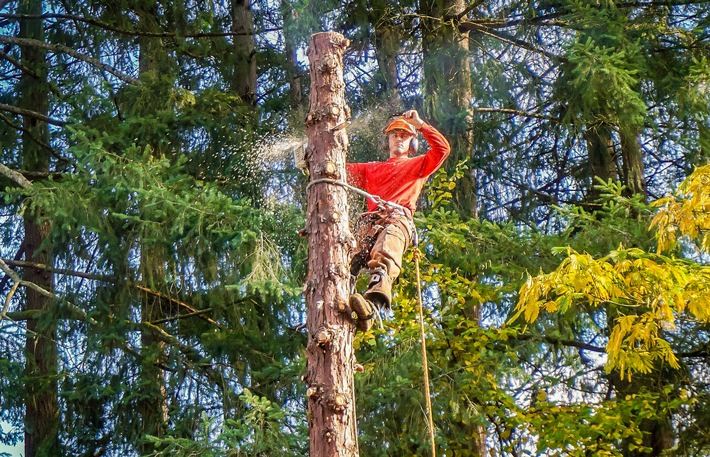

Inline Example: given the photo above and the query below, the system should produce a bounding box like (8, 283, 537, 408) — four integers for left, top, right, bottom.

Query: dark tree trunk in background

(232, 0, 257, 107)
(585, 122, 616, 203)
(421, 2, 484, 454)
(303, 32, 358, 457)
(281, 0, 305, 119)
(420, 0, 477, 219)
(19, 0, 60, 455)
(619, 127, 647, 201)
(374, 22, 402, 106)
(135, 2, 169, 448)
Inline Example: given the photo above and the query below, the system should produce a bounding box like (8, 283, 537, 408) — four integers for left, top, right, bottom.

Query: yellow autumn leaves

(511, 165, 710, 379)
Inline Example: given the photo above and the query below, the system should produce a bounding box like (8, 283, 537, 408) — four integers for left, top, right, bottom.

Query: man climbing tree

(347, 110, 451, 331)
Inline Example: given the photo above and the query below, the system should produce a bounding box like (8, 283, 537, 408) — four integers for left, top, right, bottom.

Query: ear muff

(410, 137, 418, 153)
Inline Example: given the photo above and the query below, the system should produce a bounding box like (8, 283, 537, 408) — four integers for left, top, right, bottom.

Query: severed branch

(0, 36, 139, 85)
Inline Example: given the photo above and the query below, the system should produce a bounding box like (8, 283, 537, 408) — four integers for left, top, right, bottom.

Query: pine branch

(0, 102, 66, 126)
(0, 113, 67, 161)
(473, 107, 559, 122)
(134, 285, 221, 328)
(0, 48, 37, 77)
(0, 258, 226, 380)
(0, 244, 24, 298)
(454, 0, 486, 21)
(459, 22, 563, 61)
(137, 321, 244, 395)
(456, 0, 708, 31)
(0, 13, 281, 38)
(0, 258, 85, 335)
(514, 333, 607, 354)
(149, 308, 213, 325)
(0, 162, 32, 188)
(1, 258, 221, 328)
(0, 36, 139, 85)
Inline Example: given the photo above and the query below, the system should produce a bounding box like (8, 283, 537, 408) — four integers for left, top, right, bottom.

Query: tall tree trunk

(303, 32, 358, 457)
(607, 307, 674, 457)
(231, 0, 257, 107)
(421, 0, 477, 219)
(697, 119, 709, 164)
(19, 0, 60, 455)
(281, 0, 305, 119)
(619, 127, 647, 202)
(420, 3, 485, 454)
(135, 2, 169, 449)
(584, 122, 616, 203)
(373, 22, 402, 107)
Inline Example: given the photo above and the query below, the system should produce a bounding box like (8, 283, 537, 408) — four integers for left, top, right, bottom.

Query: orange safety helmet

(384, 118, 417, 136)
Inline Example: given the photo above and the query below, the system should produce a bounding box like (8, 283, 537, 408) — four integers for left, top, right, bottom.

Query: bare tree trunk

(232, 0, 257, 107)
(19, 0, 60, 455)
(303, 32, 358, 457)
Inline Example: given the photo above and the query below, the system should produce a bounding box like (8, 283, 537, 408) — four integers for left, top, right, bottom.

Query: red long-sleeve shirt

(346, 123, 451, 215)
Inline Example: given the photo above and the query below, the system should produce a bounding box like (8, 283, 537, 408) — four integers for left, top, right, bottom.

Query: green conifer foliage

(1, 0, 709, 455)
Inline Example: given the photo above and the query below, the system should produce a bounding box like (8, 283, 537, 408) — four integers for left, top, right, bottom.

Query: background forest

(1, 0, 709, 456)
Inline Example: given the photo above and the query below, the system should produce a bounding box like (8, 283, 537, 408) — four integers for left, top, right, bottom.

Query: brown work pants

(350, 211, 413, 307)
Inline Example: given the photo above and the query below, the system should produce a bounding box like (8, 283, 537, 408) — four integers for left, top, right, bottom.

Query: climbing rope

(307, 178, 410, 214)
(307, 177, 437, 456)
(413, 246, 437, 457)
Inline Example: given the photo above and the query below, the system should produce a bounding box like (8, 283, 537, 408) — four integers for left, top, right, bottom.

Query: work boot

(349, 293, 376, 332)
(364, 268, 392, 309)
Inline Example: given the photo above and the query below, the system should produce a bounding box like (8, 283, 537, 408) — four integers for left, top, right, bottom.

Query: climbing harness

(307, 177, 437, 457)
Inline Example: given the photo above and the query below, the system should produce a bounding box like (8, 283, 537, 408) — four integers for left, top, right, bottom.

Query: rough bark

(232, 0, 257, 107)
(303, 32, 358, 457)
(19, 0, 61, 455)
